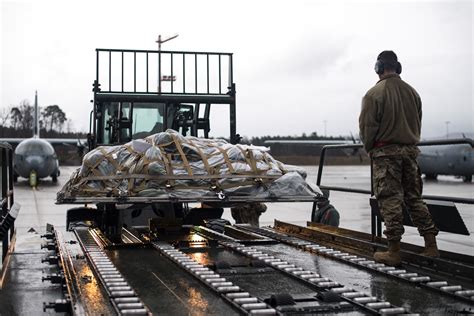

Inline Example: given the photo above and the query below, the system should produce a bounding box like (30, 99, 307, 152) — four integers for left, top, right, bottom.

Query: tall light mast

(155, 34, 179, 93)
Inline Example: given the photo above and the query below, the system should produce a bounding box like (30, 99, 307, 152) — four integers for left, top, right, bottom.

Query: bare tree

(0, 106, 11, 127)
(42, 104, 67, 132)
(10, 107, 22, 129)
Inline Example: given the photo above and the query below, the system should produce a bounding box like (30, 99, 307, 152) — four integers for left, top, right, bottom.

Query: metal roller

(120, 309, 148, 315)
(317, 281, 340, 288)
(366, 302, 391, 309)
(378, 307, 406, 314)
(226, 292, 250, 299)
(308, 277, 330, 283)
(234, 298, 259, 304)
(216, 286, 240, 293)
(114, 297, 141, 303)
(440, 285, 463, 292)
(204, 278, 226, 283)
(249, 309, 277, 315)
(354, 296, 378, 303)
(342, 292, 366, 298)
(241, 303, 268, 310)
(110, 290, 136, 298)
(117, 303, 144, 309)
(211, 282, 234, 287)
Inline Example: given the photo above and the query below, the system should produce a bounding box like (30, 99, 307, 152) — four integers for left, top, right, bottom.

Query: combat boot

(374, 241, 401, 266)
(420, 234, 440, 258)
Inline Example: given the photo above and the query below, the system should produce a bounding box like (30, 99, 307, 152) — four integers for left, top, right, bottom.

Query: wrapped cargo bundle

(57, 130, 321, 202)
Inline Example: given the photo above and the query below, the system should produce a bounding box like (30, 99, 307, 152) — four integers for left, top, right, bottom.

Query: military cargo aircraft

(418, 135, 473, 182)
(265, 135, 474, 182)
(1, 92, 85, 184)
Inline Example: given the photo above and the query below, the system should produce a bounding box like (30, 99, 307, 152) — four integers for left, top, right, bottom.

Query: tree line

(0, 100, 85, 138)
(244, 132, 346, 146)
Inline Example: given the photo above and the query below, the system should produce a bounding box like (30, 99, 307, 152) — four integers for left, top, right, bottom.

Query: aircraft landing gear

(51, 169, 60, 183)
(425, 173, 438, 180)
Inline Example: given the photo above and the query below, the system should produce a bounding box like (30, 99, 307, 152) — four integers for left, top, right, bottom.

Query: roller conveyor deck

(9, 220, 471, 315)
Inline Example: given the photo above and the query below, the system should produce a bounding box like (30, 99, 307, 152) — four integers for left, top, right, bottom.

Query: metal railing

(0, 142, 14, 264)
(317, 139, 474, 204)
(316, 139, 474, 239)
(95, 48, 234, 95)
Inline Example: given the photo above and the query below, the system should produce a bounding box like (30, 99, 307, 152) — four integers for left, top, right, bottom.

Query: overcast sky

(1, 0, 472, 139)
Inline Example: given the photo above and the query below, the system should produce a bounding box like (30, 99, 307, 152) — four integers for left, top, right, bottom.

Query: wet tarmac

(10, 165, 474, 255)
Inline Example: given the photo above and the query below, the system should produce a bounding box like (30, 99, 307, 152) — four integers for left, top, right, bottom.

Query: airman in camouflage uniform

(231, 202, 267, 227)
(359, 51, 439, 266)
(372, 145, 438, 240)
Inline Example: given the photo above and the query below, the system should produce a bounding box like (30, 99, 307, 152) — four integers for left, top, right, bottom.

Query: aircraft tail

(33, 91, 40, 138)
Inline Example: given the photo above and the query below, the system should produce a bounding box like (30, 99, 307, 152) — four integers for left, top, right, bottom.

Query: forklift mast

(88, 48, 237, 151)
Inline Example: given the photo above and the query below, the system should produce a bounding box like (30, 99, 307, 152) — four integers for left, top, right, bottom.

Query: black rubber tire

(463, 175, 472, 183)
(269, 293, 295, 307)
(51, 174, 58, 183)
(205, 219, 230, 233)
(425, 173, 438, 180)
(318, 291, 342, 302)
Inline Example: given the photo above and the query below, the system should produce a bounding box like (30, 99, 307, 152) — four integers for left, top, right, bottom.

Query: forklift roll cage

(88, 48, 237, 151)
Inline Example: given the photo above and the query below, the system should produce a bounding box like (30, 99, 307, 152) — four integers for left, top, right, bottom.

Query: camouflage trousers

(372, 145, 438, 241)
(231, 203, 267, 227)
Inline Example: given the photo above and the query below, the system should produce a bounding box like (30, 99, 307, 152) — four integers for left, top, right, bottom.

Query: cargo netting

(57, 130, 322, 204)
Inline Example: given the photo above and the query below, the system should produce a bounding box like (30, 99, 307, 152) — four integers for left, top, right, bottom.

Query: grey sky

(1, 0, 472, 139)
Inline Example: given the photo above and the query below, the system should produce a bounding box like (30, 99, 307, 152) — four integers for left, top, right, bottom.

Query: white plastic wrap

(57, 130, 321, 202)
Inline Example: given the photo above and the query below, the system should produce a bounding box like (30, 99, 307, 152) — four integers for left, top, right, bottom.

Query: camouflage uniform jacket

(359, 74, 422, 153)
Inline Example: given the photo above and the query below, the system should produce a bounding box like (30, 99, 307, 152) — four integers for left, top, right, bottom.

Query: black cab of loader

(69, 49, 239, 239)
(87, 48, 238, 151)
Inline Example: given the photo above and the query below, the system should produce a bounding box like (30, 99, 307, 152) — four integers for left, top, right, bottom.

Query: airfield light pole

(445, 121, 450, 138)
(156, 34, 179, 93)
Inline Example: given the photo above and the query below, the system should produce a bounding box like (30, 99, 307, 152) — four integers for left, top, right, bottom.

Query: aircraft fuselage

(418, 144, 473, 179)
(13, 138, 59, 180)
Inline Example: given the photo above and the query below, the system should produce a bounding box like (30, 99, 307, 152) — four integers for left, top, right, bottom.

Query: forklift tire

(269, 293, 295, 307)
(205, 219, 230, 233)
